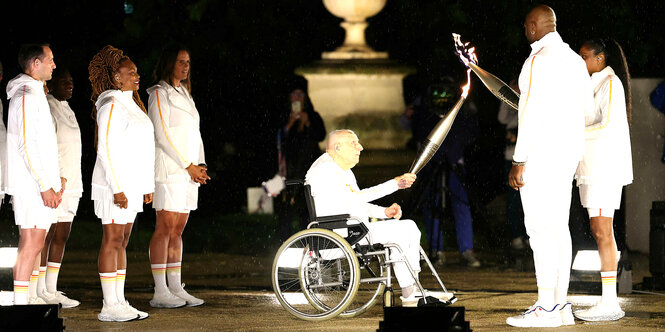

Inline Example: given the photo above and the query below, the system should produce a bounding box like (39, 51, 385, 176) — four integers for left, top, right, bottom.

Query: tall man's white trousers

(367, 219, 422, 288)
(520, 160, 578, 304)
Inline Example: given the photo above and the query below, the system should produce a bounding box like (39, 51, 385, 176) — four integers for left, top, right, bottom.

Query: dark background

(0, 0, 663, 220)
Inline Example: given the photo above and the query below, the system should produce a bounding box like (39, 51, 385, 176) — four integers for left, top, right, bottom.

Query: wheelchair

(272, 180, 455, 321)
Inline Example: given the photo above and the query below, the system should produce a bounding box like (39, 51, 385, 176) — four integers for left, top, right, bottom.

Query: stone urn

(322, 0, 388, 59)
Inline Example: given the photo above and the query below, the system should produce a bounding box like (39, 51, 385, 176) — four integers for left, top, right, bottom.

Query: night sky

(1, 0, 664, 215)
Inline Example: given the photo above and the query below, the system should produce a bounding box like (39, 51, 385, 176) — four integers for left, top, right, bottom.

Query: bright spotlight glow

(0, 248, 18, 268)
(571, 250, 621, 271)
(276, 247, 346, 268)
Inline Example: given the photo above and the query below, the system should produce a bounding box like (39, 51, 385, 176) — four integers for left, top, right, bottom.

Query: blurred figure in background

(497, 79, 527, 250)
(407, 79, 481, 267)
(275, 88, 325, 241)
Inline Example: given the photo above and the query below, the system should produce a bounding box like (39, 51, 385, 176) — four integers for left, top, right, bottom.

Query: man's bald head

(326, 129, 363, 170)
(524, 5, 556, 44)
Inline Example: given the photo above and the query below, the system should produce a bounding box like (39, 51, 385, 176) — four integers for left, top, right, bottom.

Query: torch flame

(453, 33, 476, 98)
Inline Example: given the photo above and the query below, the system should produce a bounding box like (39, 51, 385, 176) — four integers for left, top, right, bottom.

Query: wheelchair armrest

(315, 214, 351, 223)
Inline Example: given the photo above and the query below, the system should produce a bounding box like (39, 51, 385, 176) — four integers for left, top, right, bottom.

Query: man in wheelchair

(305, 129, 450, 307)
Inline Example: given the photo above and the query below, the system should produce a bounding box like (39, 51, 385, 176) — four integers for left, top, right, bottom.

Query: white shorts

(56, 193, 81, 222)
(11, 193, 57, 230)
(579, 183, 622, 211)
(152, 182, 198, 212)
(94, 199, 139, 225)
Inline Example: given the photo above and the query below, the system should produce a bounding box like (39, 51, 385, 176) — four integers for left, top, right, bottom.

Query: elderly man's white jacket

(575, 66, 633, 186)
(513, 32, 593, 173)
(47, 94, 83, 196)
(91, 90, 154, 211)
(305, 153, 398, 222)
(6, 74, 61, 195)
(147, 81, 205, 184)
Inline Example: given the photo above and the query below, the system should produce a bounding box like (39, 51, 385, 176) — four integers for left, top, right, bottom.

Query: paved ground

(11, 250, 665, 331)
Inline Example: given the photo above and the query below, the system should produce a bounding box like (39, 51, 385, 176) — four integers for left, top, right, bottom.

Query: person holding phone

(276, 88, 326, 241)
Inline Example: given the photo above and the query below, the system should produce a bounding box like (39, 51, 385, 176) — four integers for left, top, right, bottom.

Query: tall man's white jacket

(575, 66, 633, 186)
(305, 153, 421, 288)
(47, 94, 83, 196)
(91, 90, 154, 211)
(6, 74, 61, 195)
(147, 81, 205, 185)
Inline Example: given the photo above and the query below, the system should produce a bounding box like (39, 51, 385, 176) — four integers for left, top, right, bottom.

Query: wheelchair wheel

(339, 252, 386, 318)
(272, 229, 360, 321)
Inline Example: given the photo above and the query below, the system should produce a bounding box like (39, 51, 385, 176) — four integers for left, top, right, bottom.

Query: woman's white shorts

(152, 182, 198, 212)
(94, 199, 140, 225)
(56, 193, 81, 222)
(579, 183, 623, 217)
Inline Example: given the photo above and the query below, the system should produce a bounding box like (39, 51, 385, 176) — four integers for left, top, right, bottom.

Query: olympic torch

(408, 71, 472, 174)
(453, 34, 520, 110)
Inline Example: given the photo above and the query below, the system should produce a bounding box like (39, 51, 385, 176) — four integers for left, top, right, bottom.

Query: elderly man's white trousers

(520, 160, 577, 304)
(366, 219, 421, 288)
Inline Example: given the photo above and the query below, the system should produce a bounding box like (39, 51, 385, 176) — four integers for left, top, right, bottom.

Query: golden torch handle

(408, 96, 466, 174)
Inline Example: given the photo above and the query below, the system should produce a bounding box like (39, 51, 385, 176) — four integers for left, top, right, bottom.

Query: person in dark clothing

(409, 80, 481, 267)
(276, 88, 326, 241)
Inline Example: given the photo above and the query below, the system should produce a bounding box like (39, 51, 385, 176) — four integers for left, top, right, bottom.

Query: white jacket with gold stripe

(6, 74, 61, 195)
(147, 81, 205, 185)
(91, 89, 155, 211)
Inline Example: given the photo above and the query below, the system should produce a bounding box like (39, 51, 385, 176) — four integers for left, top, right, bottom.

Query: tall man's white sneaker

(122, 301, 149, 319)
(98, 301, 138, 322)
(560, 303, 575, 325)
(574, 300, 625, 321)
(150, 290, 187, 308)
(172, 285, 204, 307)
(506, 304, 562, 328)
(40, 291, 80, 308)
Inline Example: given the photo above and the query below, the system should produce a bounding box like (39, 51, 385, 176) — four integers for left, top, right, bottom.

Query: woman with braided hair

(89, 45, 155, 322)
(574, 38, 633, 321)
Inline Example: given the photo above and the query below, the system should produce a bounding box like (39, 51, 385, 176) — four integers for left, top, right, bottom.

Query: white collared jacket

(575, 66, 633, 185)
(6, 74, 61, 195)
(47, 94, 83, 195)
(147, 81, 205, 184)
(91, 90, 155, 211)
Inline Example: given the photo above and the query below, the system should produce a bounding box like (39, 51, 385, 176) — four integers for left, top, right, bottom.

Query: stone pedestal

(297, 60, 414, 150)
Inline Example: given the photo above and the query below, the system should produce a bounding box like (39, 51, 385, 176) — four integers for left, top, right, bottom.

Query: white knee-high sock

(116, 269, 126, 303)
(37, 266, 47, 295)
(29, 270, 39, 298)
(167, 262, 183, 293)
(99, 272, 118, 305)
(14, 280, 29, 305)
(46, 262, 61, 293)
(601, 271, 617, 303)
(151, 264, 168, 293)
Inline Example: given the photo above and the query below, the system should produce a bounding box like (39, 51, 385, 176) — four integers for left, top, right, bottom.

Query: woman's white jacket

(147, 81, 205, 184)
(91, 90, 155, 210)
(575, 66, 633, 186)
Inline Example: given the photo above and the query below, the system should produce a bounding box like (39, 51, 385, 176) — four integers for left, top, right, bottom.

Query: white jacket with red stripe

(5, 74, 61, 195)
(147, 81, 205, 184)
(91, 89, 155, 211)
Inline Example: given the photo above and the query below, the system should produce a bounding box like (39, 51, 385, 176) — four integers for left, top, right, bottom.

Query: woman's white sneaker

(172, 285, 204, 306)
(122, 301, 149, 319)
(150, 290, 187, 308)
(98, 301, 138, 322)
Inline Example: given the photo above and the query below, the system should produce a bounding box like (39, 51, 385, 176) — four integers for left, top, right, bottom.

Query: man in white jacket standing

(6, 44, 61, 305)
(506, 6, 593, 327)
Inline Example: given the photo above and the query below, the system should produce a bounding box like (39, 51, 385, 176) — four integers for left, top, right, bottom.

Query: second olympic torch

(408, 72, 472, 174)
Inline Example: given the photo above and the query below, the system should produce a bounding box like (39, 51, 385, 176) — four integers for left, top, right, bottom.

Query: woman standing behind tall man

(89, 45, 155, 322)
(574, 39, 633, 321)
(147, 46, 209, 308)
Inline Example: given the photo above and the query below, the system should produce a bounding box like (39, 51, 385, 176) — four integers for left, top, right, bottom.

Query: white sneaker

(122, 301, 149, 320)
(574, 300, 625, 321)
(399, 294, 419, 307)
(41, 291, 80, 308)
(28, 296, 47, 304)
(171, 285, 204, 306)
(461, 250, 481, 267)
(506, 304, 562, 328)
(150, 289, 187, 308)
(98, 301, 138, 322)
(560, 302, 575, 325)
